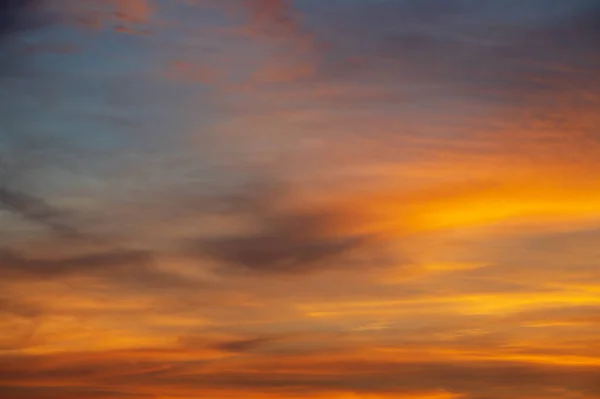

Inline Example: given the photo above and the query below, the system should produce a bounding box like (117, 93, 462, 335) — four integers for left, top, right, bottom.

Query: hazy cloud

(184, 183, 381, 274)
(210, 336, 277, 352)
(2, 1, 600, 399)
(0, 187, 81, 238)
(2, 350, 600, 398)
(0, 247, 196, 291)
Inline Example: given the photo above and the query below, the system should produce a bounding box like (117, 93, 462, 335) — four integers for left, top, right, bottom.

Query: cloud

(505, 305, 600, 327)
(0, 386, 151, 399)
(2, 348, 600, 399)
(0, 297, 43, 318)
(210, 336, 278, 352)
(178, 334, 281, 353)
(241, 0, 309, 40)
(175, 167, 600, 278)
(0, 247, 194, 291)
(0, 248, 151, 279)
(195, 211, 370, 274)
(306, 0, 600, 110)
(0, 187, 81, 238)
(0, 4, 82, 238)
(452, 226, 600, 290)
(113, 0, 154, 24)
(183, 182, 385, 274)
(163, 60, 219, 84)
(199, 0, 320, 86)
(2, 2, 600, 399)
(53, 0, 154, 33)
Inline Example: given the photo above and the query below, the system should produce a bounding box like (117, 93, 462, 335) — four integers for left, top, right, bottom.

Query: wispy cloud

(0, 187, 81, 238)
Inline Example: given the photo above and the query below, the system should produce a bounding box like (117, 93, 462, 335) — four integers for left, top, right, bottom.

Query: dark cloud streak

(185, 182, 376, 274)
(196, 210, 369, 274)
(0, 247, 199, 292)
(0, 187, 82, 238)
(0, 248, 153, 278)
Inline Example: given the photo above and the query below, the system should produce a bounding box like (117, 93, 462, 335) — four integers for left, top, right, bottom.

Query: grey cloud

(190, 195, 370, 273)
(181, 180, 403, 274)
(310, 0, 600, 102)
(0, 247, 198, 291)
(0, 248, 153, 279)
(178, 334, 279, 353)
(196, 210, 369, 274)
(0, 187, 82, 238)
(1, 0, 82, 240)
(210, 336, 278, 353)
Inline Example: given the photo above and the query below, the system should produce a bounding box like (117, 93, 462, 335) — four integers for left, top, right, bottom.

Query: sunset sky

(1, 1, 600, 398)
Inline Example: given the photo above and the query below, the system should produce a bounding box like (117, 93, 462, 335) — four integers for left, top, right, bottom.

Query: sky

(1, 1, 600, 398)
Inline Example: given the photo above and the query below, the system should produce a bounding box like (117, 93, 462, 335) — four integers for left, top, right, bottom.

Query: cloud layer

(1, 1, 600, 398)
